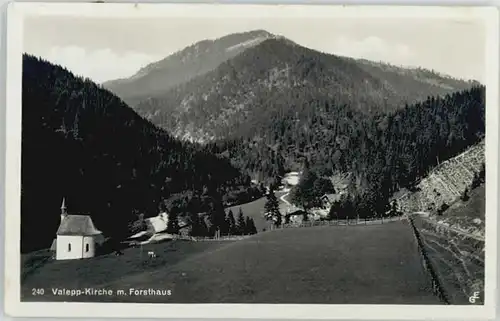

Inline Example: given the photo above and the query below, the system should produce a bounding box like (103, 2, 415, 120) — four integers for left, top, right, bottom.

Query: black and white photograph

(4, 3, 499, 319)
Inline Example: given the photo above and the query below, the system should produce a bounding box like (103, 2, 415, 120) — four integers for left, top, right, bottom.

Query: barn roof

(321, 194, 337, 202)
(286, 209, 306, 217)
(57, 214, 102, 236)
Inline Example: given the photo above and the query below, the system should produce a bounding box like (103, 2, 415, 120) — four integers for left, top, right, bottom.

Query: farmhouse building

(284, 209, 308, 224)
(50, 198, 104, 260)
(146, 212, 169, 233)
(320, 194, 337, 208)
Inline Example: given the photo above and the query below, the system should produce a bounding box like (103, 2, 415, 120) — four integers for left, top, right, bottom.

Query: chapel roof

(57, 214, 102, 236)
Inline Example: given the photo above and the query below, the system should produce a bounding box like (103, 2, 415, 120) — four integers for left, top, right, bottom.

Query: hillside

(21, 55, 256, 253)
(395, 136, 485, 305)
(396, 140, 485, 216)
(103, 30, 279, 106)
(437, 184, 485, 238)
(355, 59, 479, 93)
(410, 183, 485, 304)
(210, 86, 485, 208)
(131, 35, 475, 142)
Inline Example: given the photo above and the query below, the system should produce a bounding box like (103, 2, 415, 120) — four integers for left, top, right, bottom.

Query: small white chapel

(50, 198, 104, 260)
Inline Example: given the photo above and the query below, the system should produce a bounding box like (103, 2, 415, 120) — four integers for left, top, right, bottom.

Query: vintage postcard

(4, 2, 499, 319)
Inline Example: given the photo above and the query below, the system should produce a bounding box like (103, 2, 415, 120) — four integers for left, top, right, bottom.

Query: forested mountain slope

(123, 33, 474, 143)
(21, 55, 255, 253)
(101, 30, 484, 219)
(396, 140, 485, 215)
(103, 30, 279, 106)
(354, 59, 479, 98)
(208, 86, 485, 199)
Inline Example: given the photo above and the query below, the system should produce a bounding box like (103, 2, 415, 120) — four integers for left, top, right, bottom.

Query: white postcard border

(4, 3, 499, 320)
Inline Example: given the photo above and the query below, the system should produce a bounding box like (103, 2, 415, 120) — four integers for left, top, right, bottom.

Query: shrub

(461, 188, 470, 202)
(437, 203, 449, 216)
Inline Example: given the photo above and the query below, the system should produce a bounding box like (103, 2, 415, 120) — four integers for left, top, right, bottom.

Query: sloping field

(21, 240, 227, 300)
(431, 184, 485, 239)
(397, 141, 484, 214)
(410, 186, 485, 305)
(24, 221, 441, 304)
(411, 216, 484, 304)
(226, 191, 291, 232)
(226, 196, 272, 232)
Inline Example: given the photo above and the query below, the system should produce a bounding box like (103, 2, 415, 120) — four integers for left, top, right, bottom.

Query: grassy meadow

(22, 221, 440, 304)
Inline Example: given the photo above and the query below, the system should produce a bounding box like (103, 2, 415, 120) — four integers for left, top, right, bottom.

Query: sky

(23, 16, 486, 84)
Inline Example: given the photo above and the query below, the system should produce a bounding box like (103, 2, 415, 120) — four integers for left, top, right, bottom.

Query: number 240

(32, 288, 44, 296)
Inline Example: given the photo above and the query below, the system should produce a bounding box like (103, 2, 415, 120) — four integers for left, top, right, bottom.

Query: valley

(21, 28, 486, 305)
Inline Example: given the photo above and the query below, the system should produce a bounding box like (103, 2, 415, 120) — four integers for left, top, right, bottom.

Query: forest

(101, 31, 484, 217)
(129, 35, 483, 201)
(132, 37, 474, 143)
(21, 55, 262, 252)
(210, 85, 485, 216)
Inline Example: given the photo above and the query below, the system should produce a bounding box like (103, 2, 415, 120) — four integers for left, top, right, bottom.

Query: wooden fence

(180, 216, 404, 239)
(170, 234, 252, 242)
(139, 216, 405, 244)
(272, 215, 405, 230)
(407, 216, 450, 304)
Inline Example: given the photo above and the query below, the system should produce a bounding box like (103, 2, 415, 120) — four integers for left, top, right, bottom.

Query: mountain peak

(219, 30, 278, 53)
(237, 29, 276, 38)
(103, 30, 286, 103)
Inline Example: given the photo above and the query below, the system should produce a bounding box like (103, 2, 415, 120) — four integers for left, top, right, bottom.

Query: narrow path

(418, 217, 485, 241)
(279, 191, 291, 206)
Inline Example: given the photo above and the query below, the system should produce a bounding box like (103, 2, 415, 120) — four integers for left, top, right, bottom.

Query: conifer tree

(244, 216, 253, 235)
(167, 211, 180, 234)
(199, 217, 210, 237)
(207, 191, 227, 236)
(237, 208, 246, 235)
(188, 212, 203, 237)
(248, 217, 258, 234)
(264, 186, 281, 226)
(327, 200, 341, 221)
(226, 209, 236, 235)
(388, 200, 401, 217)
